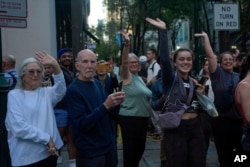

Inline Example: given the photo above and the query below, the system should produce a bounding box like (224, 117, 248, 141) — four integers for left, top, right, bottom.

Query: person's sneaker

(152, 134, 161, 141)
(57, 156, 63, 164)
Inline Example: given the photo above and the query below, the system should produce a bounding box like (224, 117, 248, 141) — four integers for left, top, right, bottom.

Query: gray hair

(128, 53, 139, 61)
(2, 54, 16, 66)
(75, 49, 97, 62)
(17, 57, 44, 89)
(128, 53, 140, 73)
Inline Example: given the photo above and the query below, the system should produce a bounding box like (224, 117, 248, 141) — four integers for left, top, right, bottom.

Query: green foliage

(90, 17, 121, 63)
(95, 41, 120, 62)
(98, 0, 250, 57)
(102, 0, 201, 54)
(238, 0, 250, 33)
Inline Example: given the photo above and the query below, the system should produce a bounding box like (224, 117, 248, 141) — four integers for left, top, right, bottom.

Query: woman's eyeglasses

(129, 61, 138, 64)
(26, 69, 42, 76)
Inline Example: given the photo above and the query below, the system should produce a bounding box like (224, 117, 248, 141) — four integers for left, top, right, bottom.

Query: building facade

(1, 0, 92, 69)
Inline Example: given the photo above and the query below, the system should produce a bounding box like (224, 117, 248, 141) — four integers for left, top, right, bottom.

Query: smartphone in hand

(199, 76, 208, 85)
(115, 32, 125, 47)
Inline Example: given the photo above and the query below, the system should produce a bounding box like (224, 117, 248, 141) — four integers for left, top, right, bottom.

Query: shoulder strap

(163, 72, 177, 105)
(7, 71, 17, 89)
(150, 61, 157, 72)
(163, 73, 194, 106)
(186, 78, 194, 105)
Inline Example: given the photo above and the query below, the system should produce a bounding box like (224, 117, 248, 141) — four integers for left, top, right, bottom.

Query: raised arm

(35, 51, 61, 75)
(36, 51, 66, 106)
(145, 17, 166, 29)
(145, 17, 174, 94)
(194, 32, 217, 73)
(119, 31, 131, 84)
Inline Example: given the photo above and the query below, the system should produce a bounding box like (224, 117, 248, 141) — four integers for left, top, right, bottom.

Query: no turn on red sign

(214, 3, 239, 30)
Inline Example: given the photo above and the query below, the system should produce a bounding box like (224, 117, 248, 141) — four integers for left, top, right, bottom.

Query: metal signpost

(0, 1, 27, 166)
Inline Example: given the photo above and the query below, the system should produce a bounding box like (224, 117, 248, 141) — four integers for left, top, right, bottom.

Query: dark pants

(199, 111, 212, 152)
(118, 116, 149, 167)
(211, 117, 242, 167)
(164, 117, 206, 167)
(21, 155, 57, 167)
(76, 150, 117, 167)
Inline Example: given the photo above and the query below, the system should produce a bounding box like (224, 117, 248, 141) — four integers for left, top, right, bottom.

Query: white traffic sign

(0, 0, 27, 18)
(214, 3, 239, 30)
(0, 17, 26, 28)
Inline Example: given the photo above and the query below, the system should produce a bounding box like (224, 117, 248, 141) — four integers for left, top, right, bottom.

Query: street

(58, 137, 218, 167)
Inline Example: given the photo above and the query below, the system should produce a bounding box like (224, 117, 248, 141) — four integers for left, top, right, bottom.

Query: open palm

(145, 17, 166, 30)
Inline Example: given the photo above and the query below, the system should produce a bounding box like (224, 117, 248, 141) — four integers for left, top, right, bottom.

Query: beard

(60, 61, 72, 69)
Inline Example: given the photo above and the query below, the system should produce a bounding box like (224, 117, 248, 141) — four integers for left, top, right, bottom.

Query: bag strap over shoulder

(150, 61, 157, 72)
(7, 71, 17, 90)
(186, 78, 194, 105)
(165, 72, 177, 102)
(163, 73, 194, 106)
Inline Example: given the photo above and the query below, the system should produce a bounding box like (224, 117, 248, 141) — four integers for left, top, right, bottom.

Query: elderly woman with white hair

(118, 32, 152, 167)
(5, 52, 66, 167)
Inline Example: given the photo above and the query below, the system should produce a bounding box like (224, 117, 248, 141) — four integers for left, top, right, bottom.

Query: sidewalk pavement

(57, 136, 218, 167)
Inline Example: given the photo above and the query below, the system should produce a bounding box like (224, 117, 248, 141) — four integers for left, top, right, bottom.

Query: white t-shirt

(147, 60, 160, 84)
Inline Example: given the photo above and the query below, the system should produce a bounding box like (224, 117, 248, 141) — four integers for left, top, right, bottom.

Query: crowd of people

(2, 17, 250, 167)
